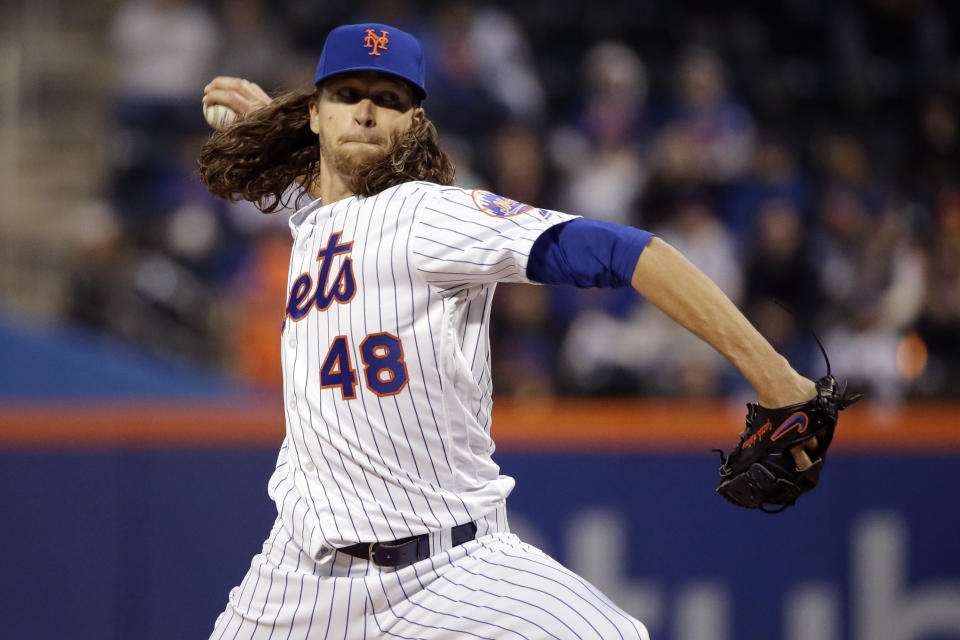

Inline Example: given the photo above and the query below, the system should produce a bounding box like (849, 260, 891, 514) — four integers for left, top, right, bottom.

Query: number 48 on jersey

(319, 332, 409, 399)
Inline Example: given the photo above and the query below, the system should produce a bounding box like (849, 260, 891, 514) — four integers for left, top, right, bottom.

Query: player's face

(309, 72, 424, 173)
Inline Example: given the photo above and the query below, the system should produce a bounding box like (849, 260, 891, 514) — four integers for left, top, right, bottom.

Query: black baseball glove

(715, 374, 861, 512)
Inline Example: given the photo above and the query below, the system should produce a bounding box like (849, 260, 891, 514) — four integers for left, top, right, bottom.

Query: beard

(319, 131, 391, 181)
(314, 118, 455, 198)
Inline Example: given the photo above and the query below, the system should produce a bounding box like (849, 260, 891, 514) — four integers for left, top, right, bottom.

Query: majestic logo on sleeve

(286, 232, 357, 321)
(471, 189, 534, 217)
(363, 29, 390, 56)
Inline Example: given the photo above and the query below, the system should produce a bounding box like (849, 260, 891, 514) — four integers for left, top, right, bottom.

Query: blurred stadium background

(0, 0, 958, 638)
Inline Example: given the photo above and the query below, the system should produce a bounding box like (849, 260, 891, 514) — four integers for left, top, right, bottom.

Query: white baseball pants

(210, 506, 649, 640)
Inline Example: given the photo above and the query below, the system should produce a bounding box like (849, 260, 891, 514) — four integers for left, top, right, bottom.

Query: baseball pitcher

(197, 23, 856, 639)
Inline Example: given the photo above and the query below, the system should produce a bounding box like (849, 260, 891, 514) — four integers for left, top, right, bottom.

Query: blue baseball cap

(314, 23, 427, 100)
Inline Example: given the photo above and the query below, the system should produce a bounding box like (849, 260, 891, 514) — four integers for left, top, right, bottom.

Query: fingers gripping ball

(715, 374, 861, 513)
(203, 102, 239, 129)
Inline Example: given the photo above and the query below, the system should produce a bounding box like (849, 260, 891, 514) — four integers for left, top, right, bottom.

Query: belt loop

(427, 528, 442, 557)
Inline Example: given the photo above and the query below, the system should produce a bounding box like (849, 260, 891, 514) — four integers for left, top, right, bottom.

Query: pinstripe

(371, 190, 462, 528)
(273, 573, 304, 640)
(403, 213, 478, 526)
(412, 252, 522, 269)
(313, 212, 372, 544)
(387, 194, 448, 528)
(298, 555, 321, 640)
(224, 538, 282, 640)
(303, 205, 371, 537)
(415, 261, 524, 278)
(436, 284, 468, 296)
(429, 573, 559, 640)
(414, 235, 465, 252)
(412, 559, 538, 640)
(513, 552, 645, 638)
(248, 545, 281, 639)
(465, 290, 489, 371)
(385, 563, 505, 638)
(266, 522, 306, 640)
(317, 205, 377, 541)
(368, 192, 416, 499)
(294, 499, 310, 555)
(215, 595, 240, 640)
(365, 589, 435, 640)
(217, 609, 241, 640)
(473, 380, 490, 429)
(349, 193, 413, 516)
(473, 549, 625, 640)
(464, 552, 623, 640)
(282, 484, 298, 535)
(396, 196, 459, 525)
(416, 221, 483, 242)
(361, 588, 367, 640)
(467, 245, 531, 257)
(428, 599, 534, 640)
(299, 341, 353, 544)
(366, 198, 452, 538)
(426, 192, 545, 233)
(532, 562, 647, 640)
(212, 520, 647, 639)
(463, 290, 493, 432)
(374, 190, 427, 515)
(425, 287, 445, 393)
(287, 497, 304, 563)
(421, 207, 516, 239)
(367, 576, 498, 640)
(229, 529, 277, 640)
(282, 225, 335, 548)
(459, 299, 472, 346)
(366, 189, 420, 536)
(423, 275, 488, 284)
(403, 192, 466, 522)
(477, 296, 495, 425)
(354, 194, 417, 535)
(212, 183, 653, 640)
(261, 567, 288, 640)
(415, 264, 523, 279)
(439, 566, 583, 639)
(319, 573, 337, 640)
(236, 564, 262, 622)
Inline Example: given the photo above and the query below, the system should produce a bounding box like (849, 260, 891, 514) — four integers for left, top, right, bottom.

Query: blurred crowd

(74, 0, 960, 402)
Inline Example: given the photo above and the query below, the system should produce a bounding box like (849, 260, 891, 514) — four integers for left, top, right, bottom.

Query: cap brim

(315, 68, 427, 100)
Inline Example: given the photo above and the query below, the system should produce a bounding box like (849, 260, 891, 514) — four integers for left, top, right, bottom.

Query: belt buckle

(367, 542, 378, 565)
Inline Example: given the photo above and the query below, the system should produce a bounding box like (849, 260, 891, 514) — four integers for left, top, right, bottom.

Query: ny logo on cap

(363, 29, 389, 56)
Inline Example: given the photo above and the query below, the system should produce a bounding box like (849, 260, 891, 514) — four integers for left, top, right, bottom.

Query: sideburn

(346, 118, 456, 197)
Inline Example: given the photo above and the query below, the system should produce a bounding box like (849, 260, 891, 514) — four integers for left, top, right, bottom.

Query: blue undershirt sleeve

(526, 218, 654, 288)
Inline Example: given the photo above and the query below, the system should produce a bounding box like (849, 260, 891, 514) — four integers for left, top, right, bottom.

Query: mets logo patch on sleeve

(471, 190, 534, 217)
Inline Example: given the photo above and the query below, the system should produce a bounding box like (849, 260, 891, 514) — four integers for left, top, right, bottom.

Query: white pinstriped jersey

(270, 181, 577, 558)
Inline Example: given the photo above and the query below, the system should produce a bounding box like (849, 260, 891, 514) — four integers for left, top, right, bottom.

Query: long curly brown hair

(198, 89, 456, 213)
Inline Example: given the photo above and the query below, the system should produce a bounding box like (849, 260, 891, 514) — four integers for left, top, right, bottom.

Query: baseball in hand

(203, 102, 239, 129)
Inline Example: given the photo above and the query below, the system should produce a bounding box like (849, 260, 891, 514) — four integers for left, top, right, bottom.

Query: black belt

(339, 521, 478, 567)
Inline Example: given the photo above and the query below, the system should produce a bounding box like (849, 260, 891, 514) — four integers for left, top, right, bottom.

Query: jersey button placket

(287, 394, 297, 411)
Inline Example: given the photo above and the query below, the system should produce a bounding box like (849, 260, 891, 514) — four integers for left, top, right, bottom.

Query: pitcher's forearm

(631, 237, 815, 407)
